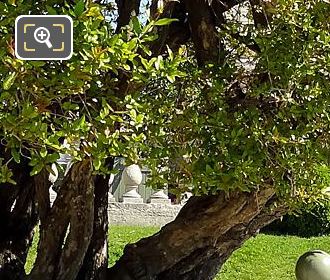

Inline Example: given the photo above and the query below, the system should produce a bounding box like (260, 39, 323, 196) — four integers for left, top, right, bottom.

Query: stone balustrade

(49, 158, 182, 226)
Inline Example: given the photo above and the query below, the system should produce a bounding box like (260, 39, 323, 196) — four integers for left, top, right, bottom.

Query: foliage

(264, 199, 330, 237)
(0, 0, 330, 209)
(0, 1, 185, 178)
(25, 226, 330, 280)
(138, 0, 330, 207)
(3, 0, 330, 278)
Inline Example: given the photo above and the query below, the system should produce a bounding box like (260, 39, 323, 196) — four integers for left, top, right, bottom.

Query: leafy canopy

(0, 1, 184, 181)
(0, 0, 330, 209)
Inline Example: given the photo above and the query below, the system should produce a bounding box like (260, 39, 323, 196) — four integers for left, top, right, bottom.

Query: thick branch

(150, 1, 190, 55)
(211, 0, 246, 14)
(183, 0, 221, 65)
(29, 160, 93, 280)
(76, 158, 115, 280)
(115, 0, 141, 32)
(34, 169, 51, 224)
(108, 187, 287, 279)
(249, 0, 270, 28)
(0, 146, 37, 280)
(56, 160, 94, 280)
(158, 197, 287, 280)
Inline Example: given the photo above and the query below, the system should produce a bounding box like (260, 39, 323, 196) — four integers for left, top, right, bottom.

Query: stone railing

(109, 158, 172, 205)
(108, 160, 181, 226)
(49, 157, 182, 226)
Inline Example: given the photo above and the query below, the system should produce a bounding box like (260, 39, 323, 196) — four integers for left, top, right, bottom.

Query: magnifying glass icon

(34, 27, 53, 49)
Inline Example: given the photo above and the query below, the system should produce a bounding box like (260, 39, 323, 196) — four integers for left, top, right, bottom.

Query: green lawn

(25, 226, 330, 279)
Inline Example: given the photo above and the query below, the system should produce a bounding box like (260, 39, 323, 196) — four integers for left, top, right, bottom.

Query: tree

(0, 0, 330, 279)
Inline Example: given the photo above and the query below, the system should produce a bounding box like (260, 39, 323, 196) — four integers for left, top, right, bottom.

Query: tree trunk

(76, 158, 114, 280)
(0, 155, 38, 280)
(108, 188, 288, 279)
(29, 159, 94, 280)
(183, 0, 223, 65)
(115, 0, 141, 32)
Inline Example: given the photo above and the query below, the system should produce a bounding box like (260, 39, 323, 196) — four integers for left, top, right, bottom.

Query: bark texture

(108, 188, 287, 279)
(115, 0, 141, 32)
(76, 158, 114, 280)
(29, 159, 94, 280)
(184, 0, 221, 65)
(0, 153, 38, 280)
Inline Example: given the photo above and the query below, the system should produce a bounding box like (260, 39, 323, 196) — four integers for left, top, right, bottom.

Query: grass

(25, 226, 330, 279)
(217, 234, 330, 280)
(108, 226, 158, 267)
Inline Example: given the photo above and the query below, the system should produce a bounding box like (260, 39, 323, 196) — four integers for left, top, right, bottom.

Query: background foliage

(0, 0, 330, 209)
(138, 0, 330, 207)
(264, 198, 330, 237)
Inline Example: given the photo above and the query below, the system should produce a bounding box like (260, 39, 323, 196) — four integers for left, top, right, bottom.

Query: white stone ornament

(150, 189, 171, 204)
(295, 250, 330, 280)
(122, 164, 143, 203)
(48, 163, 59, 184)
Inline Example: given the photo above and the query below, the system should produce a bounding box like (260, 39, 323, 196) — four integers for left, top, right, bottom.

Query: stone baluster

(149, 189, 171, 204)
(122, 164, 143, 203)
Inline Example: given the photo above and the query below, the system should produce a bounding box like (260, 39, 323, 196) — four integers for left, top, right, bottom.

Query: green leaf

(30, 163, 44, 176)
(40, 148, 48, 158)
(29, 61, 46, 67)
(46, 5, 57, 15)
(166, 75, 175, 83)
(0, 164, 15, 184)
(7, 178, 17, 185)
(154, 18, 178, 26)
(86, 6, 103, 19)
(131, 17, 142, 34)
(46, 153, 60, 163)
(93, 158, 101, 170)
(74, 0, 85, 17)
(78, 115, 86, 127)
(3, 72, 17, 90)
(11, 148, 20, 163)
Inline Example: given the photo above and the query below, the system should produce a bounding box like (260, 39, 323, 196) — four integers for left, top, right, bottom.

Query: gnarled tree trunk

(76, 158, 114, 280)
(29, 159, 94, 280)
(108, 188, 287, 279)
(0, 152, 38, 280)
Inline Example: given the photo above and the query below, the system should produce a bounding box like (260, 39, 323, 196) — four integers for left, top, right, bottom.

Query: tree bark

(29, 159, 94, 280)
(108, 188, 288, 279)
(76, 158, 114, 280)
(0, 154, 38, 280)
(150, 1, 190, 55)
(115, 0, 141, 32)
(183, 0, 223, 65)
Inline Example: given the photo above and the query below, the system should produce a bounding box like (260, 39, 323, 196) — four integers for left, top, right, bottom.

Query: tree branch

(151, 1, 190, 55)
(29, 160, 93, 280)
(183, 0, 222, 65)
(34, 169, 51, 224)
(56, 160, 94, 280)
(249, 0, 270, 28)
(115, 0, 141, 32)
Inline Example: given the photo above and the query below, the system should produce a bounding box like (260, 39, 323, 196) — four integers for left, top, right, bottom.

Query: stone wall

(50, 160, 184, 227)
(108, 202, 182, 227)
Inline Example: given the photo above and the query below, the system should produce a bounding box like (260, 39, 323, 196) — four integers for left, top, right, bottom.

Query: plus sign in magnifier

(34, 27, 53, 48)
